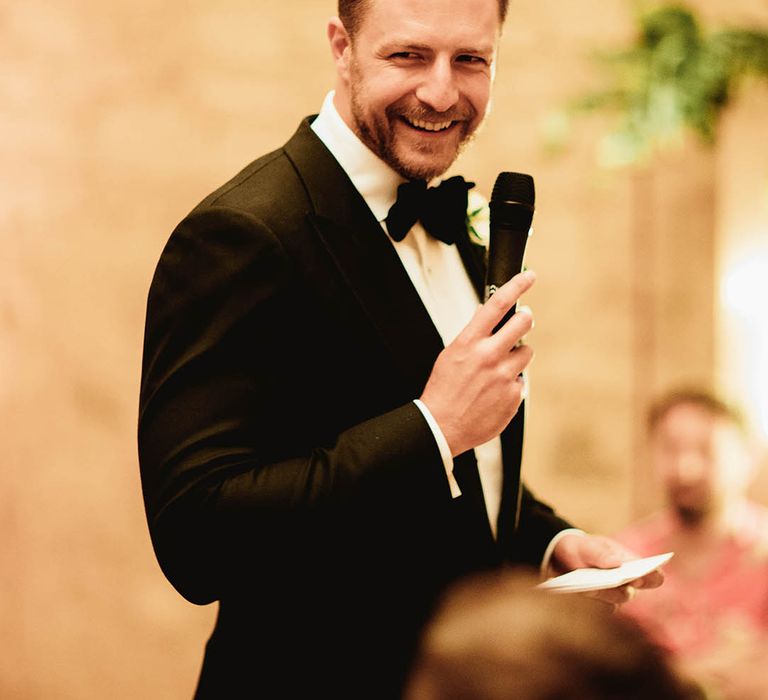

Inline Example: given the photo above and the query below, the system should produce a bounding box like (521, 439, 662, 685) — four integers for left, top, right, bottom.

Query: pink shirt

(617, 504, 768, 659)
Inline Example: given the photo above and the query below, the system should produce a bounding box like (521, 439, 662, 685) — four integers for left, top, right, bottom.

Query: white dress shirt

(310, 92, 504, 536)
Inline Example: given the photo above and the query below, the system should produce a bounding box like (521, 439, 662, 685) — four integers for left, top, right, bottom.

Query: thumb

(552, 534, 625, 574)
(583, 537, 629, 569)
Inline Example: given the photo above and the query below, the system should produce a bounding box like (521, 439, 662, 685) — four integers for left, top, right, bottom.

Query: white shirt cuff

(540, 528, 586, 579)
(413, 399, 461, 499)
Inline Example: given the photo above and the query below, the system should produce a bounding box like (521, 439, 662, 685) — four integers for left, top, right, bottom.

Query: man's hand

(420, 271, 536, 457)
(551, 532, 665, 607)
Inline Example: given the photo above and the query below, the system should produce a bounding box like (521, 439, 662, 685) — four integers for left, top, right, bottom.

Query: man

(139, 1, 659, 697)
(618, 389, 768, 698)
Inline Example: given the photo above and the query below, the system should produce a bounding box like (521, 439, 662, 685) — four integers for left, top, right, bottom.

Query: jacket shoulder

(181, 118, 337, 239)
(193, 146, 309, 225)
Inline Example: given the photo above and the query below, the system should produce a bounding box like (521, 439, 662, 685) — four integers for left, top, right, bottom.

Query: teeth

(407, 118, 453, 132)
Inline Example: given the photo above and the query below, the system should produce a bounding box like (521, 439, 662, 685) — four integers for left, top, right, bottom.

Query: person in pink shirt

(617, 389, 768, 698)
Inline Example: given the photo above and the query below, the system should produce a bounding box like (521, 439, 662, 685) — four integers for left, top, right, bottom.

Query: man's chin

(390, 158, 455, 182)
(388, 143, 464, 181)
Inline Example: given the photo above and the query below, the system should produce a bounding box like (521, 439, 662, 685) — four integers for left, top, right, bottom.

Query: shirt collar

(311, 91, 404, 223)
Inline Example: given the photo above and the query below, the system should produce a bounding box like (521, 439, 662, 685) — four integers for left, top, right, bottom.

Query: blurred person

(617, 388, 768, 698)
(406, 570, 700, 700)
(138, 0, 660, 697)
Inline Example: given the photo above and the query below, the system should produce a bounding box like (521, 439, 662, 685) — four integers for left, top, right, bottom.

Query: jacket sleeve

(138, 205, 451, 604)
(506, 485, 574, 567)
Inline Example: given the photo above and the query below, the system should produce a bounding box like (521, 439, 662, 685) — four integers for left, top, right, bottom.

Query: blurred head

(328, 0, 504, 180)
(647, 390, 754, 526)
(406, 570, 699, 700)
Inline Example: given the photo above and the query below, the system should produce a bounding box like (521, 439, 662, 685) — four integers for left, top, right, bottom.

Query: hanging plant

(553, 4, 768, 166)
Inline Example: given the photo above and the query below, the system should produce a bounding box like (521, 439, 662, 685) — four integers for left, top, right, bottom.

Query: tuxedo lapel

(284, 119, 444, 397)
(497, 407, 525, 545)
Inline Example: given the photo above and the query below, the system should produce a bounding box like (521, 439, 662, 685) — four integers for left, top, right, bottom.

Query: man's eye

(456, 55, 488, 65)
(390, 52, 419, 60)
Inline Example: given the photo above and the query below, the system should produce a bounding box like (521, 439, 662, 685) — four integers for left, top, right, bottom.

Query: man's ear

(327, 17, 352, 82)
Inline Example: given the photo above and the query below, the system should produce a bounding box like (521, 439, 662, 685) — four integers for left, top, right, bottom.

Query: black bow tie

(386, 176, 474, 245)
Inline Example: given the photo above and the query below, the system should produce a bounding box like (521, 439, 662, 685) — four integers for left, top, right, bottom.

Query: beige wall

(2, 1, 766, 697)
(715, 80, 768, 506)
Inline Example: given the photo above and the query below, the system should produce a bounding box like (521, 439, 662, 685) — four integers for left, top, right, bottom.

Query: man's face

(651, 403, 752, 525)
(334, 0, 499, 180)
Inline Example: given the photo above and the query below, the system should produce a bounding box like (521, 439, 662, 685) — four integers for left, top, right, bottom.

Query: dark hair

(338, 0, 510, 37)
(406, 570, 701, 700)
(647, 388, 745, 434)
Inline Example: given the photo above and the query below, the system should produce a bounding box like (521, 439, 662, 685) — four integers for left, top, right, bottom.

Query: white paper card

(537, 552, 674, 594)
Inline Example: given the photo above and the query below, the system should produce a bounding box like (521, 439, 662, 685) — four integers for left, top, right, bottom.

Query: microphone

(484, 172, 535, 330)
(484, 172, 535, 538)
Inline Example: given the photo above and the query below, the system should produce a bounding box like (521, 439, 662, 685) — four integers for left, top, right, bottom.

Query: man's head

(328, 0, 504, 180)
(648, 389, 754, 526)
(406, 570, 697, 700)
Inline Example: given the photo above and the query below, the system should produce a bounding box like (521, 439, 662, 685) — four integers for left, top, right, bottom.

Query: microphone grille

(490, 172, 535, 208)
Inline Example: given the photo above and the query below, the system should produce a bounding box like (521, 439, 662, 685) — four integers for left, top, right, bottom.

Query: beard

(349, 69, 480, 180)
(673, 503, 709, 526)
(669, 488, 715, 527)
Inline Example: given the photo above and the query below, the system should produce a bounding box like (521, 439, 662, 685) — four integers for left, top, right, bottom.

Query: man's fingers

(504, 343, 534, 380)
(633, 569, 664, 590)
(585, 584, 636, 607)
(492, 305, 534, 352)
(468, 270, 536, 338)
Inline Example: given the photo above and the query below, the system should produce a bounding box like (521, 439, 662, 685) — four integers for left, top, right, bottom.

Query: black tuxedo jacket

(138, 118, 571, 698)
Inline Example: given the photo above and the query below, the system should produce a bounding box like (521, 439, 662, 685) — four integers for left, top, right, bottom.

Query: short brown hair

(338, 0, 510, 37)
(647, 388, 745, 435)
(407, 570, 700, 700)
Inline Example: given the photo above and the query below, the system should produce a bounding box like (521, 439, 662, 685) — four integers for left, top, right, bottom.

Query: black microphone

(484, 172, 535, 538)
(484, 172, 535, 330)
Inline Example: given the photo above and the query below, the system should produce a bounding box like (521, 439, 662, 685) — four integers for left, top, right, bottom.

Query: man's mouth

(402, 116, 455, 133)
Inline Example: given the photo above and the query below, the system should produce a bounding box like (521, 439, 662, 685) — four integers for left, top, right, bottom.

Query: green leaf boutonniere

(466, 190, 490, 248)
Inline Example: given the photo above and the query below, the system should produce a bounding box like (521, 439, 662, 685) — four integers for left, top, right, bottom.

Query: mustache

(387, 100, 475, 124)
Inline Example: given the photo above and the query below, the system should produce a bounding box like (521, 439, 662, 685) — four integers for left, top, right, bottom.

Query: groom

(138, 0, 660, 697)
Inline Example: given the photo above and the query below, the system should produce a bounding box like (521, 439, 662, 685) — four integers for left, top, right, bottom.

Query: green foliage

(563, 4, 768, 166)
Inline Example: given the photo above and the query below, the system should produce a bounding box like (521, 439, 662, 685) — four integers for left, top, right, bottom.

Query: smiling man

(332, 0, 496, 180)
(139, 1, 659, 698)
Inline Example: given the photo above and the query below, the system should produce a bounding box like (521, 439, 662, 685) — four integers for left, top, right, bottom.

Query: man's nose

(674, 454, 703, 483)
(415, 58, 459, 113)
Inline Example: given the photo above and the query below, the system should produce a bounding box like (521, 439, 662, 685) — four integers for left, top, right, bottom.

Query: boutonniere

(466, 190, 490, 248)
